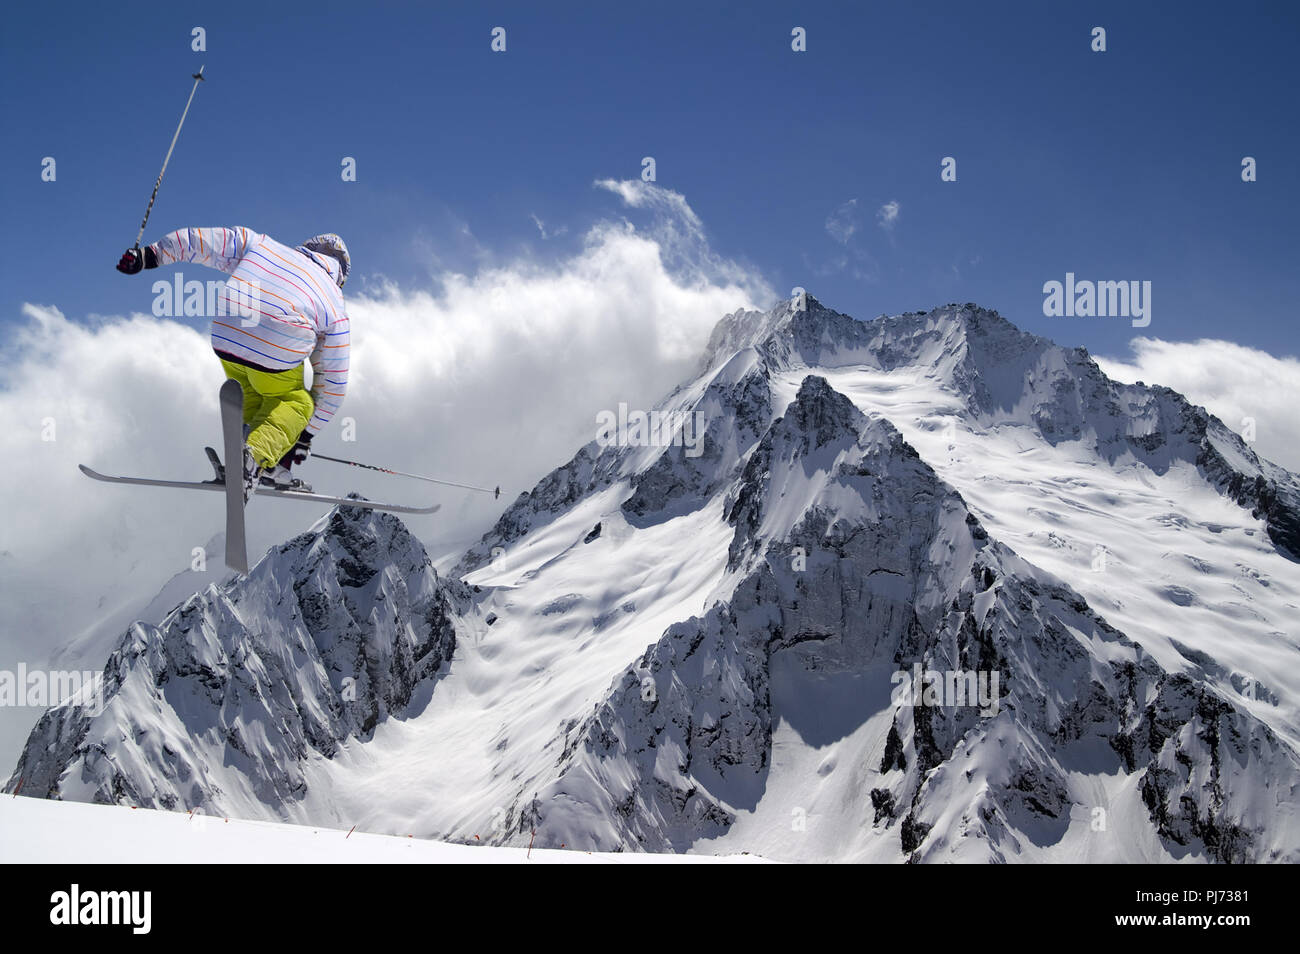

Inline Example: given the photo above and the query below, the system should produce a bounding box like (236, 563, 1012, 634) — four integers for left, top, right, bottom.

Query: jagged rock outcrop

(7, 505, 470, 818)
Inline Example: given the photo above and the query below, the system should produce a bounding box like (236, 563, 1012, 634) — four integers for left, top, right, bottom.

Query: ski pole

(134, 65, 206, 249)
(312, 452, 502, 499)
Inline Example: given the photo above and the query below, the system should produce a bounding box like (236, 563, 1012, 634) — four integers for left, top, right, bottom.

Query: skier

(116, 228, 351, 498)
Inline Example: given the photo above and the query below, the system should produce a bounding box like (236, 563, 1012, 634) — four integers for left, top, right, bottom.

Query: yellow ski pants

(219, 359, 314, 468)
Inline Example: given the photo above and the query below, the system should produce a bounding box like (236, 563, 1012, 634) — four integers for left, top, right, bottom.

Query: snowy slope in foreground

(0, 796, 762, 864)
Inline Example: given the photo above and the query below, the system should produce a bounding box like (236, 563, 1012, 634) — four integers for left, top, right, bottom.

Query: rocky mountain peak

(7, 502, 470, 816)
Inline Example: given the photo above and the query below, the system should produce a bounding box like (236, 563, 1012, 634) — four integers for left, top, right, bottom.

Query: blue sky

(1, 0, 1297, 359)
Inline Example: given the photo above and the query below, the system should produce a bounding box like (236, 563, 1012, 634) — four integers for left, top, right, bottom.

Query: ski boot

(259, 465, 313, 494)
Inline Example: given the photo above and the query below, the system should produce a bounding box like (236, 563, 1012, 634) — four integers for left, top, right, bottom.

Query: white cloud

(1095, 337, 1300, 472)
(876, 200, 900, 230)
(529, 214, 566, 240)
(0, 190, 773, 766)
(592, 178, 762, 295)
(593, 179, 703, 232)
(814, 199, 880, 281)
(825, 199, 859, 244)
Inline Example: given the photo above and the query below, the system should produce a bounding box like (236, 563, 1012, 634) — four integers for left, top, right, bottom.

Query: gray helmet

(299, 233, 350, 288)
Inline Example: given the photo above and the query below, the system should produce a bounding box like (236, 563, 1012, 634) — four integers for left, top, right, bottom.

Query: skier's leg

(217, 358, 271, 496)
(218, 359, 268, 426)
(242, 364, 314, 468)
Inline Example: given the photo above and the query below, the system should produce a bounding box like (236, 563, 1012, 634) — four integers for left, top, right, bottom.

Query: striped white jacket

(150, 226, 350, 436)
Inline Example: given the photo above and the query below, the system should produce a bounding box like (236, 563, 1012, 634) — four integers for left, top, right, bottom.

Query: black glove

(116, 246, 158, 274)
(279, 432, 313, 468)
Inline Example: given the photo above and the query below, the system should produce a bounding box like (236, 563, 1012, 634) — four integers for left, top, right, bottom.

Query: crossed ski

(79, 380, 440, 573)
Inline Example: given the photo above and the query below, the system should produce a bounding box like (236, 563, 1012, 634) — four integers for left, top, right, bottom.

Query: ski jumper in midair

(117, 228, 350, 492)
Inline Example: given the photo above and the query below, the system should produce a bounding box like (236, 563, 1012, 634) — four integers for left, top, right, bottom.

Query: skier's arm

(148, 227, 257, 275)
(306, 314, 350, 435)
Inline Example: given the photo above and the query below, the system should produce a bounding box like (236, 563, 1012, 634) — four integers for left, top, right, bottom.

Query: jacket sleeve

(149, 227, 256, 274)
(306, 310, 350, 435)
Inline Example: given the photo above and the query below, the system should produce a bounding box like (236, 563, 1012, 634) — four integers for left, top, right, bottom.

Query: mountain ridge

(10, 295, 1299, 862)
(482, 372, 1300, 860)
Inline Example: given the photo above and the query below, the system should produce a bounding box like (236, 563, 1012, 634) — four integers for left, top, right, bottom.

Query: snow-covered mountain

(10, 505, 471, 819)
(10, 296, 1300, 862)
